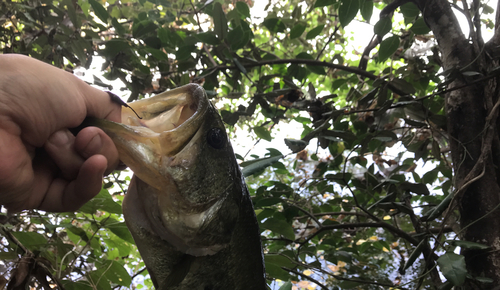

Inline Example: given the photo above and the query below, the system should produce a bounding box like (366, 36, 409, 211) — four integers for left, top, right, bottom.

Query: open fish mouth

(121, 84, 209, 159)
(100, 84, 211, 193)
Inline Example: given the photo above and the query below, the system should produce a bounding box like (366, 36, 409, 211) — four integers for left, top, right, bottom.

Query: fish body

(87, 84, 266, 289)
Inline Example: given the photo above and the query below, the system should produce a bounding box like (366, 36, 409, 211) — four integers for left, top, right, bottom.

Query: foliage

(0, 0, 498, 289)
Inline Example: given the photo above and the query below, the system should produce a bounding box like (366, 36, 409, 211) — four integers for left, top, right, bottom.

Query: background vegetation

(1, 0, 499, 289)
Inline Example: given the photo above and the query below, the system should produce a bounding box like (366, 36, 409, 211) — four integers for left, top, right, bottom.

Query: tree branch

(197, 58, 409, 96)
(300, 222, 420, 246)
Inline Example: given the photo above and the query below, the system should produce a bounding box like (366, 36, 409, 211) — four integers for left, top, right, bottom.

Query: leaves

(263, 18, 286, 33)
(261, 218, 295, 240)
(314, 0, 335, 8)
(378, 35, 400, 62)
(213, 2, 228, 39)
(437, 253, 467, 286)
(254, 126, 272, 141)
(360, 0, 373, 22)
(306, 24, 324, 39)
(403, 239, 426, 271)
(79, 188, 122, 214)
(410, 18, 431, 34)
(88, 0, 109, 23)
(290, 24, 306, 39)
(339, 0, 360, 27)
(194, 32, 220, 45)
(102, 261, 132, 287)
(10, 232, 47, 251)
(374, 18, 392, 37)
(241, 155, 283, 177)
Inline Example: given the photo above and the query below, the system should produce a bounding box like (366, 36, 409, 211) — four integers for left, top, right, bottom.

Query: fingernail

(48, 130, 70, 146)
(81, 134, 103, 158)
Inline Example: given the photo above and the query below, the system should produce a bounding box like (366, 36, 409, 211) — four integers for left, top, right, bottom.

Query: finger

(44, 129, 84, 180)
(5, 150, 57, 212)
(37, 155, 107, 212)
(74, 127, 120, 175)
(78, 83, 122, 123)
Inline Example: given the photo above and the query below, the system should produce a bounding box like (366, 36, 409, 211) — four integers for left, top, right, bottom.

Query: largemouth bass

(84, 84, 266, 289)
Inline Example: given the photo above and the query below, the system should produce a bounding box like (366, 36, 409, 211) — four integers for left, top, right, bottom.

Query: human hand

(0, 54, 122, 212)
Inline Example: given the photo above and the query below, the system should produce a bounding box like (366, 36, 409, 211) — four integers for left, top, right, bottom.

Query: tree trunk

(415, 0, 500, 288)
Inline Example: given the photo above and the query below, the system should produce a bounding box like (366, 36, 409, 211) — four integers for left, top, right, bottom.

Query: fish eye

(207, 128, 226, 149)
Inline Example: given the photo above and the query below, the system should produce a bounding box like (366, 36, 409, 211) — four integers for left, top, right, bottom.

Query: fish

(84, 84, 267, 289)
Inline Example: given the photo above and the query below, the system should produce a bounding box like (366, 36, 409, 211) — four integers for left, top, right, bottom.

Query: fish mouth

(121, 84, 209, 158)
(106, 84, 210, 192)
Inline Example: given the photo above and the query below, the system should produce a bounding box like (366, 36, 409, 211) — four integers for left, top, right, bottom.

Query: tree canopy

(1, 0, 500, 289)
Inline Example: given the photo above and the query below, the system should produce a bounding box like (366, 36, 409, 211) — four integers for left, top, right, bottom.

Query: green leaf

(296, 52, 314, 60)
(265, 263, 291, 281)
(233, 58, 247, 74)
(104, 219, 135, 244)
(284, 138, 309, 153)
(133, 20, 158, 38)
(111, 18, 126, 36)
(437, 253, 467, 286)
(447, 240, 490, 250)
(102, 39, 131, 58)
(314, 0, 335, 8)
(144, 47, 169, 60)
(290, 24, 306, 39)
(254, 126, 272, 141)
(88, 0, 109, 23)
(307, 64, 326, 75)
(61, 280, 93, 290)
(339, 0, 359, 27)
(306, 24, 324, 39)
(0, 251, 17, 260)
(378, 35, 400, 62)
(339, 281, 362, 288)
(278, 281, 293, 290)
(423, 193, 453, 221)
(236, 1, 250, 18)
(256, 197, 283, 207)
(103, 261, 132, 287)
(194, 32, 220, 45)
(241, 155, 283, 177)
(410, 18, 431, 35)
(227, 26, 247, 50)
(63, 0, 78, 28)
(80, 188, 122, 214)
(360, 0, 373, 22)
(400, 2, 420, 18)
(374, 18, 392, 37)
(265, 254, 295, 268)
(263, 18, 286, 33)
(400, 182, 429, 195)
(79, 0, 90, 17)
(261, 218, 295, 240)
(389, 78, 416, 95)
(88, 270, 112, 290)
(403, 239, 426, 270)
(213, 2, 228, 39)
(10, 232, 47, 251)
